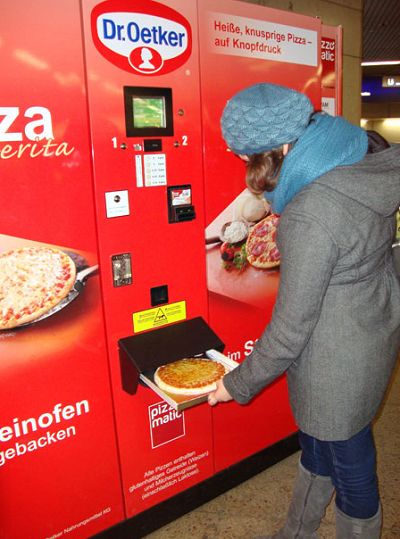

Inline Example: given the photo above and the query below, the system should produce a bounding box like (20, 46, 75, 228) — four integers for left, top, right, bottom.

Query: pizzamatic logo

(91, 0, 192, 75)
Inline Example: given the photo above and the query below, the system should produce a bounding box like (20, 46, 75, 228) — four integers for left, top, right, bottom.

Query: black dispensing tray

(118, 317, 238, 411)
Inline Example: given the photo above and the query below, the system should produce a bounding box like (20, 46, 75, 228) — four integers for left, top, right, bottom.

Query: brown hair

(245, 148, 285, 194)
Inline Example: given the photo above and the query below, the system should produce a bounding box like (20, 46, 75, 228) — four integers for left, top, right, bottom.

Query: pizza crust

(0, 247, 76, 330)
(247, 256, 280, 269)
(154, 358, 227, 396)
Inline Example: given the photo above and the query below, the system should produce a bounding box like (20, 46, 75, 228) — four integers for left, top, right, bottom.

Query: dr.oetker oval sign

(91, 0, 192, 75)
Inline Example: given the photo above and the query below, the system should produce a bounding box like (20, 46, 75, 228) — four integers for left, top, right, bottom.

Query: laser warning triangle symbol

(154, 308, 167, 323)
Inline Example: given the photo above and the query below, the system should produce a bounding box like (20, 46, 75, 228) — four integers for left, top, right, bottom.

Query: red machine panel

(81, 0, 213, 517)
(321, 24, 343, 115)
(0, 2, 124, 538)
(198, 0, 322, 470)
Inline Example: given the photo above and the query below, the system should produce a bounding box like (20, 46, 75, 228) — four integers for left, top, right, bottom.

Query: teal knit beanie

(221, 83, 314, 155)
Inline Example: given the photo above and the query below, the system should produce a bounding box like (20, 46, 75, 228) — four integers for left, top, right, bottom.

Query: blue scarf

(266, 113, 368, 214)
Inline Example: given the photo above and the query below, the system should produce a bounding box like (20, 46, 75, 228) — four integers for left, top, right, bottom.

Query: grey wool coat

(223, 144, 400, 441)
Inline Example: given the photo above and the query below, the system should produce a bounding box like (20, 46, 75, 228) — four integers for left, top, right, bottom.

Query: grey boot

(254, 460, 334, 539)
(335, 504, 382, 538)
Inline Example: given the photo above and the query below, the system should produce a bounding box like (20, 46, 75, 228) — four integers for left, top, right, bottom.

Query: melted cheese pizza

(154, 358, 227, 396)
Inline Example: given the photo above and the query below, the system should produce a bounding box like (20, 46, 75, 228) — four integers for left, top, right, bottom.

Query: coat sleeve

(223, 208, 339, 404)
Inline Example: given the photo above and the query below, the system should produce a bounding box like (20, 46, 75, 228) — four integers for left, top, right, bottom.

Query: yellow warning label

(133, 301, 187, 333)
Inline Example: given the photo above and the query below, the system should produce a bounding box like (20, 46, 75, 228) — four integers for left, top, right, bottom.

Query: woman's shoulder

(280, 181, 353, 247)
(283, 180, 345, 222)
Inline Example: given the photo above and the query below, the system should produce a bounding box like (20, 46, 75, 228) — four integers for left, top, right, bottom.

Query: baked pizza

(246, 214, 280, 269)
(0, 246, 76, 329)
(154, 358, 226, 396)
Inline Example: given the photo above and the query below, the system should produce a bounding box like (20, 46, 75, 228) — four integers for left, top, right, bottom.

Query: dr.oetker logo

(91, 0, 192, 75)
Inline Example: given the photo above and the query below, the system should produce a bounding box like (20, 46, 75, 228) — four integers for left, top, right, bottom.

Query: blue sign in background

(362, 76, 400, 102)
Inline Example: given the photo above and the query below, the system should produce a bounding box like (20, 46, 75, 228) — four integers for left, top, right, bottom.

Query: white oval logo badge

(91, 1, 192, 76)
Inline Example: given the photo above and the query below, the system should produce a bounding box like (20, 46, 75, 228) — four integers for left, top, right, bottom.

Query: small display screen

(124, 86, 173, 137)
(133, 97, 166, 129)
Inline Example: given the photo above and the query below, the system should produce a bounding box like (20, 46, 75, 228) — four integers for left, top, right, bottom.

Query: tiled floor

(145, 362, 400, 538)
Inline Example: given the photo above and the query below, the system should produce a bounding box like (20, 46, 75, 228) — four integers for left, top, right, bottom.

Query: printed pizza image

(0, 246, 76, 329)
(246, 214, 280, 269)
(154, 358, 227, 396)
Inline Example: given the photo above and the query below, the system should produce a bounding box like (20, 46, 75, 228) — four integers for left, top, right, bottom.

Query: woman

(208, 83, 400, 539)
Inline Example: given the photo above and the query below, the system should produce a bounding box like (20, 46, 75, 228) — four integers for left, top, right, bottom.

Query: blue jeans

(299, 425, 380, 519)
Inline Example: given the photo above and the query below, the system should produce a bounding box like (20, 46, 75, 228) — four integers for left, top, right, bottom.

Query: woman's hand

(208, 378, 233, 406)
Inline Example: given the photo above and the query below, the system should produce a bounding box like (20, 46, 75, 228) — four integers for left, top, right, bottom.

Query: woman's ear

(282, 143, 290, 156)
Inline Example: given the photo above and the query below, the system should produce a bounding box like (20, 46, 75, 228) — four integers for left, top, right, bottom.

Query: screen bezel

(123, 86, 173, 137)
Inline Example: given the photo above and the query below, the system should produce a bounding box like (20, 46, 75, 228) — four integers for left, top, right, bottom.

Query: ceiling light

(361, 92, 371, 96)
(361, 61, 400, 66)
(383, 118, 400, 127)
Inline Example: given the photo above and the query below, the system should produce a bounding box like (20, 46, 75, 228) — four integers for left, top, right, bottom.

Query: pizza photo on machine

(0, 245, 98, 330)
(205, 190, 281, 308)
(245, 213, 281, 269)
(206, 190, 280, 272)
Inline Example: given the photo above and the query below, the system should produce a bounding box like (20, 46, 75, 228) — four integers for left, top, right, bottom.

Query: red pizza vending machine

(81, 2, 323, 528)
(0, 2, 124, 538)
(0, 1, 328, 537)
(198, 0, 321, 472)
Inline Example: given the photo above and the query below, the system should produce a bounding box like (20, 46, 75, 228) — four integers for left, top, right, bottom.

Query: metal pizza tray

(118, 317, 237, 410)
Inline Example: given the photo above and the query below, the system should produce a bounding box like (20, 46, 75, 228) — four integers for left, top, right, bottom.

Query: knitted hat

(220, 83, 314, 155)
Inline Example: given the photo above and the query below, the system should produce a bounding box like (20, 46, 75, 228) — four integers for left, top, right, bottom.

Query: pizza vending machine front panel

(81, 0, 214, 517)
